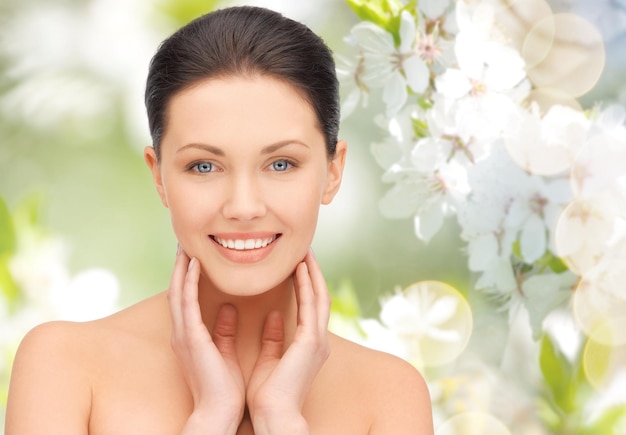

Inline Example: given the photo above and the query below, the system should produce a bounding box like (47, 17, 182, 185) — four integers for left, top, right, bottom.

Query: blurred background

(1, 0, 626, 432)
(0, 0, 472, 315)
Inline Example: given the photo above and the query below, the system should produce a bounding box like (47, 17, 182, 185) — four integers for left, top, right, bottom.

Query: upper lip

(211, 232, 280, 240)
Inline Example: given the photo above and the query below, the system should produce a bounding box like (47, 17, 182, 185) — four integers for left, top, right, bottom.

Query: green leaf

(346, 0, 410, 44)
(156, 0, 224, 28)
(0, 196, 16, 256)
(536, 397, 561, 431)
(539, 333, 578, 414)
(412, 118, 429, 139)
(329, 279, 362, 319)
(534, 249, 569, 274)
(580, 405, 626, 435)
(13, 192, 43, 230)
(0, 259, 19, 310)
(547, 255, 568, 273)
(0, 197, 20, 308)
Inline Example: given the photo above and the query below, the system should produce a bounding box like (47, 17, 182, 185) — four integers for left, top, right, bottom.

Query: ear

(144, 146, 169, 208)
(321, 140, 347, 205)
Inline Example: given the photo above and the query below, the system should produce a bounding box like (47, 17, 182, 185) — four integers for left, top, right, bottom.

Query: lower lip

(210, 236, 280, 264)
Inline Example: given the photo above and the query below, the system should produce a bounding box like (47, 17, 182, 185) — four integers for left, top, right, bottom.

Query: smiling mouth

(210, 234, 281, 251)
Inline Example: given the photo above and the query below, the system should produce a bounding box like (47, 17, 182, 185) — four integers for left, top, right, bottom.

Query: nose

(221, 174, 267, 221)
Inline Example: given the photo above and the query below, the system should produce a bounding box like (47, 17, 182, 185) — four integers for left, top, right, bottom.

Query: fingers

(258, 311, 285, 362)
(295, 250, 331, 335)
(167, 246, 190, 343)
(168, 246, 212, 354)
(181, 257, 206, 332)
(213, 304, 238, 360)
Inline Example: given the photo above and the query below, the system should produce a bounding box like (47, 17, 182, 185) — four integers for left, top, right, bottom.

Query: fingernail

(177, 243, 182, 254)
(188, 257, 195, 271)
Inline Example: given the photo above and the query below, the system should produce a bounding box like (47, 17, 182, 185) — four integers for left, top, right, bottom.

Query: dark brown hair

(145, 6, 340, 159)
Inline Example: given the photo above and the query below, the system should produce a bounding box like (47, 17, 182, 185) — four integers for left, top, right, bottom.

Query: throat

(237, 408, 254, 435)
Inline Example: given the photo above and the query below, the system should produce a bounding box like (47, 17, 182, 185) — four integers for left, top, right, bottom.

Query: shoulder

(6, 320, 94, 433)
(11, 319, 98, 376)
(328, 333, 434, 434)
(5, 293, 170, 433)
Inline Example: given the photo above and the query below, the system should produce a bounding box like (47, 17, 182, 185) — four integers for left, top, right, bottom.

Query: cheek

(165, 184, 216, 237)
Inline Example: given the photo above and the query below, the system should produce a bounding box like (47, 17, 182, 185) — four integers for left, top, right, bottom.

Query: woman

(6, 6, 433, 434)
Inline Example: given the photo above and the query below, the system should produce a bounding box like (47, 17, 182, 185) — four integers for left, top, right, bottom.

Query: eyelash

(269, 159, 297, 172)
(189, 161, 216, 173)
(187, 159, 298, 174)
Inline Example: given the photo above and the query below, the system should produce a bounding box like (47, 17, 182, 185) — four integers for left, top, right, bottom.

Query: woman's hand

(168, 247, 245, 434)
(247, 250, 331, 435)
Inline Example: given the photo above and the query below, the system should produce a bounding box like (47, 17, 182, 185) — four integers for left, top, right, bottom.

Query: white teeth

(213, 235, 277, 251)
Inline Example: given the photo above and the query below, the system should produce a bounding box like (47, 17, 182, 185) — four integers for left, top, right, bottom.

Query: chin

(200, 267, 293, 298)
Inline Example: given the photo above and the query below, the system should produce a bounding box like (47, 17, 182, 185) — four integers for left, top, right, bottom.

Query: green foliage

(346, 0, 417, 45)
(580, 405, 626, 435)
(539, 333, 582, 415)
(0, 197, 18, 308)
(538, 334, 626, 433)
(511, 238, 569, 274)
(537, 250, 569, 274)
(329, 279, 362, 319)
(0, 197, 15, 255)
(156, 0, 224, 28)
(412, 117, 429, 139)
(0, 193, 47, 311)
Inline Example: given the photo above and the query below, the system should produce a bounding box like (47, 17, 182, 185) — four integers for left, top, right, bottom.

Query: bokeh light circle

(524, 13, 605, 98)
(505, 102, 586, 175)
(436, 412, 511, 435)
(490, 0, 553, 57)
(573, 279, 626, 346)
(554, 198, 614, 276)
(583, 335, 626, 390)
(524, 88, 582, 115)
(384, 281, 473, 367)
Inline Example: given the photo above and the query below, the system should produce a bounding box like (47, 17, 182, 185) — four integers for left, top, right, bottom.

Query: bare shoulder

(6, 320, 95, 433)
(328, 333, 434, 434)
(5, 292, 169, 434)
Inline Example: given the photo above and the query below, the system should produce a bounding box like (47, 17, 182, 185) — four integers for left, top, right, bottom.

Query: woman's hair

(145, 6, 340, 160)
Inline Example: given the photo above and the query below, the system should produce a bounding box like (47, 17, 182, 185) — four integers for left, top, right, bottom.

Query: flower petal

(404, 55, 429, 94)
(520, 213, 546, 263)
(383, 71, 408, 116)
(414, 201, 444, 243)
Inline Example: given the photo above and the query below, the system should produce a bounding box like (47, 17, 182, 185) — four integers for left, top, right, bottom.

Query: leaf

(156, 0, 224, 28)
(346, 0, 410, 44)
(0, 259, 19, 310)
(580, 404, 626, 435)
(539, 333, 577, 414)
(548, 255, 569, 273)
(0, 197, 20, 309)
(329, 279, 362, 319)
(535, 249, 569, 274)
(0, 196, 16, 256)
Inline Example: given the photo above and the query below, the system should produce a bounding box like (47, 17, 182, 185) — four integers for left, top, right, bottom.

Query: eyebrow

(177, 140, 310, 155)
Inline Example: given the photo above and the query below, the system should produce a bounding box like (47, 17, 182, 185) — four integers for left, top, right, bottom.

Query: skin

(5, 75, 433, 434)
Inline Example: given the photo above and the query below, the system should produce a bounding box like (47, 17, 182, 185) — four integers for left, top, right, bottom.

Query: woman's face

(145, 75, 346, 296)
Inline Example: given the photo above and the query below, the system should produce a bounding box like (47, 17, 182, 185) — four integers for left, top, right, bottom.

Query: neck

(196, 274, 298, 379)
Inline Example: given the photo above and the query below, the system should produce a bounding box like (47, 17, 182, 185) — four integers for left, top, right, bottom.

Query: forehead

(161, 75, 322, 153)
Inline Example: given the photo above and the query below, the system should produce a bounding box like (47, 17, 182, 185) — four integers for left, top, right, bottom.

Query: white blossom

(348, 11, 429, 116)
(504, 103, 589, 175)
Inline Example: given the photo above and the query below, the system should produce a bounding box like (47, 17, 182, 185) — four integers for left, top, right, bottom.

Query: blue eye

(271, 160, 292, 172)
(193, 162, 213, 173)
